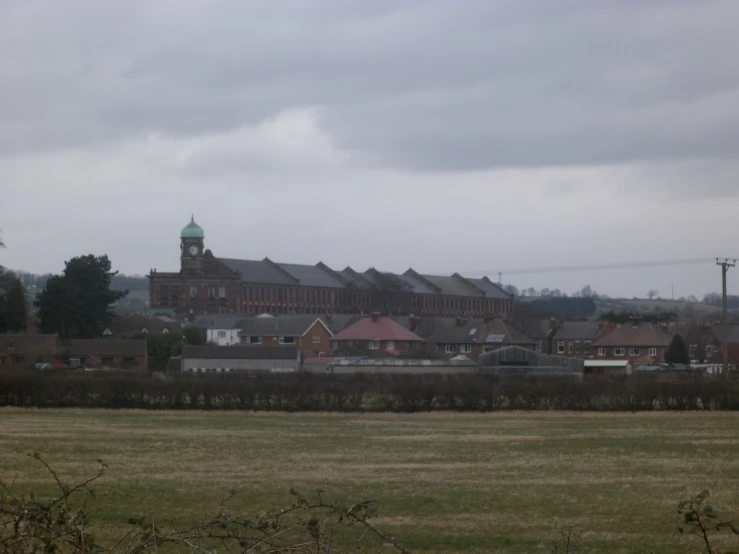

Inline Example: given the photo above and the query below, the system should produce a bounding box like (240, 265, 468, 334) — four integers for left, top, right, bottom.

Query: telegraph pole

(716, 258, 736, 375)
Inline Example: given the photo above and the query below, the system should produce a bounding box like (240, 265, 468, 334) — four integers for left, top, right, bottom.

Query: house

(329, 313, 425, 356)
(102, 314, 181, 337)
(427, 317, 536, 359)
(148, 217, 514, 318)
(552, 321, 613, 358)
(236, 315, 334, 354)
(477, 346, 584, 375)
(69, 339, 148, 370)
(591, 323, 671, 363)
(181, 345, 300, 373)
(705, 342, 739, 373)
(192, 315, 248, 346)
(521, 318, 558, 353)
(0, 334, 59, 367)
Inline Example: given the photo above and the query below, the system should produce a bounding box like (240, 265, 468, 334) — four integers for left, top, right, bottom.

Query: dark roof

(0, 334, 58, 356)
(106, 315, 181, 335)
(553, 321, 602, 341)
(70, 339, 147, 357)
(419, 274, 483, 297)
(465, 277, 513, 299)
(218, 258, 297, 285)
(183, 345, 299, 360)
(192, 315, 249, 330)
(339, 268, 373, 288)
(711, 325, 739, 343)
(331, 317, 425, 342)
(324, 315, 363, 334)
(426, 319, 535, 346)
(277, 263, 345, 288)
(394, 274, 437, 294)
(521, 319, 555, 340)
(238, 316, 330, 337)
(592, 324, 671, 347)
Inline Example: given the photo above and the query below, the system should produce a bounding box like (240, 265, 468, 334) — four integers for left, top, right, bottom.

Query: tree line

(1, 371, 737, 411)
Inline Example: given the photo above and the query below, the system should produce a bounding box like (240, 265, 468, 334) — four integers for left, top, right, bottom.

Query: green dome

(181, 216, 205, 239)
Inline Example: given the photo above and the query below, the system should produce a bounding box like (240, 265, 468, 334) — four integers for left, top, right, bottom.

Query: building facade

(149, 218, 514, 319)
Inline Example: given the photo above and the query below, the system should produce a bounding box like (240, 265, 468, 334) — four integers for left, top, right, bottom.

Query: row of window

(606, 347, 658, 357)
(557, 341, 593, 355)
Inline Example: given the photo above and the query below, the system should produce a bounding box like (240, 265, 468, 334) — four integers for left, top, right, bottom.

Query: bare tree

(647, 289, 659, 300)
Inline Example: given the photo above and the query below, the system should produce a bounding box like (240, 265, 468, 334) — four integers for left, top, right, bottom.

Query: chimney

(549, 317, 558, 331)
(455, 317, 467, 327)
(409, 314, 419, 330)
(483, 312, 493, 325)
(371, 312, 380, 322)
(325, 313, 334, 324)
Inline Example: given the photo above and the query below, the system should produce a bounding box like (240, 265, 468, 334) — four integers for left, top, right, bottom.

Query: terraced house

(149, 217, 513, 318)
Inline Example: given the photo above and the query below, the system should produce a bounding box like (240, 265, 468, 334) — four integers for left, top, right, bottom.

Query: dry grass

(1, 409, 738, 553)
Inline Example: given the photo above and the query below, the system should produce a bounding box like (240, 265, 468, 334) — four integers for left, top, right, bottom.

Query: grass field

(1, 409, 738, 553)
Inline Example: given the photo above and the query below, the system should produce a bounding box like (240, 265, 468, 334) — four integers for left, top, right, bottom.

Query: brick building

(148, 217, 514, 319)
(591, 323, 671, 363)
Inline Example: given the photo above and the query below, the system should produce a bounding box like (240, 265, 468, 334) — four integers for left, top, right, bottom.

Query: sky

(2, 0, 739, 298)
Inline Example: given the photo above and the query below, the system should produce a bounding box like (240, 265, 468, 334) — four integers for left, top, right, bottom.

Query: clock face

(188, 245, 199, 256)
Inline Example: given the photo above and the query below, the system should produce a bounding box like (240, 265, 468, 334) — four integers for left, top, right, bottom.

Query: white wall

(206, 328, 241, 346)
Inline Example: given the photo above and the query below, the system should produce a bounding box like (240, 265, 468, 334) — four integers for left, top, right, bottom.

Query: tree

(35, 255, 127, 339)
(0, 270, 28, 332)
(665, 334, 690, 365)
(503, 284, 519, 296)
(647, 289, 659, 300)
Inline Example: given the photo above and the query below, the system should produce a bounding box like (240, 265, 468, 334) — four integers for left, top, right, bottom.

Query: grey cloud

(1, 0, 738, 174)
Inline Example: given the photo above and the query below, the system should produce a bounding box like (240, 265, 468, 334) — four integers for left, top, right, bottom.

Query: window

(689, 345, 697, 357)
(461, 344, 472, 354)
(332, 341, 340, 350)
(574, 341, 580, 354)
(585, 341, 592, 355)
(190, 285, 197, 298)
(386, 341, 395, 350)
(614, 348, 625, 356)
(629, 348, 641, 356)
(160, 284, 169, 297)
(598, 348, 606, 356)
(706, 345, 714, 356)
(557, 342, 564, 354)
(249, 336, 262, 344)
(536, 340, 543, 352)
(568, 342, 574, 354)
(219, 286, 226, 298)
(369, 340, 380, 350)
(208, 286, 215, 299)
(649, 347, 657, 356)
(312, 336, 320, 344)
(445, 345, 455, 354)
(217, 331, 226, 338)
(171, 286, 180, 299)
(280, 336, 295, 344)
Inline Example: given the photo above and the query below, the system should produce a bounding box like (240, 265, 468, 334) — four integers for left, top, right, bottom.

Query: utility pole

(716, 258, 736, 375)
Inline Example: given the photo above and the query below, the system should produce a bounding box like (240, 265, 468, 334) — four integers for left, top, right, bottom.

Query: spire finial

(191, 213, 195, 223)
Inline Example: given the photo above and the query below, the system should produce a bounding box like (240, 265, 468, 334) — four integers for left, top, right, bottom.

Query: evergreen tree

(35, 255, 127, 339)
(665, 334, 690, 365)
(0, 270, 28, 332)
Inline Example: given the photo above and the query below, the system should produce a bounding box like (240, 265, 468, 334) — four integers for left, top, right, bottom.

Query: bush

(0, 371, 738, 411)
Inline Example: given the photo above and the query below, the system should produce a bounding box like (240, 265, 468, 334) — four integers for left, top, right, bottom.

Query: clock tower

(180, 215, 205, 274)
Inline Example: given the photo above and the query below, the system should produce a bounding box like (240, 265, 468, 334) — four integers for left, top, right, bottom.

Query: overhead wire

(460, 257, 724, 278)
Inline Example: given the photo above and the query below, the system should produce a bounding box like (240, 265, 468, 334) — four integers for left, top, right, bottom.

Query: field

(1, 410, 738, 553)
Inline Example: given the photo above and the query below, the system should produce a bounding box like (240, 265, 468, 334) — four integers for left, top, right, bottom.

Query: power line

(461, 257, 719, 278)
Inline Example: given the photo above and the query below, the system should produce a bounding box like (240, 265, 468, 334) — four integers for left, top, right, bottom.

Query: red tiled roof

(592, 324, 671, 347)
(331, 317, 424, 342)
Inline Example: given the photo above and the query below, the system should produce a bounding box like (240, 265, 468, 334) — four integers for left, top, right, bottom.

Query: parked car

(34, 362, 53, 371)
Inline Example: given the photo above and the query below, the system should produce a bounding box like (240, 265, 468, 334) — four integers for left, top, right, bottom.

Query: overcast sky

(2, 0, 739, 298)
